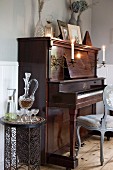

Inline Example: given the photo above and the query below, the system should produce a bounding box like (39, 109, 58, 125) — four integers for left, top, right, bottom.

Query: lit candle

(71, 39, 75, 60)
(102, 45, 106, 62)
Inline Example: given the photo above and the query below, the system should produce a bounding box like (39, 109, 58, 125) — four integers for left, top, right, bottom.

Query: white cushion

(77, 114, 113, 128)
(106, 115, 113, 128)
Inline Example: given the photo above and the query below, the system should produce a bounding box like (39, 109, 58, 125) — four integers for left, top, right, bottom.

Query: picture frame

(57, 20, 69, 40)
(68, 24, 82, 44)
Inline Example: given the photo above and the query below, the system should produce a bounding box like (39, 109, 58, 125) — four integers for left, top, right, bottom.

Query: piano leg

(69, 108, 77, 158)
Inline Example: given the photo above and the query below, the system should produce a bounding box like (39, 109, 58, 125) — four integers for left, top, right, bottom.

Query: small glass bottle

(5, 89, 17, 121)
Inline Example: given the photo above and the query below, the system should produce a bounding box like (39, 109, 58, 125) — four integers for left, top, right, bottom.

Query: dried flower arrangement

(38, 0, 44, 19)
(69, 0, 98, 25)
(38, 0, 44, 13)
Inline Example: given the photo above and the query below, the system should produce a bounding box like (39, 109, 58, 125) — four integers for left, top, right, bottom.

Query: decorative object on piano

(45, 15, 54, 37)
(68, 0, 88, 30)
(68, 24, 82, 44)
(68, 11, 77, 25)
(18, 72, 39, 122)
(82, 31, 92, 46)
(69, 0, 99, 37)
(57, 20, 69, 40)
(51, 55, 66, 69)
(69, 0, 98, 25)
(34, 0, 45, 37)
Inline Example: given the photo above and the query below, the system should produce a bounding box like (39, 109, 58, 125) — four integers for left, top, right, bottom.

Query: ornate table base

(5, 126, 40, 170)
(0, 116, 46, 170)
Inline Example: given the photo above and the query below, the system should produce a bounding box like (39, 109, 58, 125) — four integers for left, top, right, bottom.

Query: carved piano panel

(50, 39, 99, 80)
(17, 37, 105, 170)
(47, 108, 70, 153)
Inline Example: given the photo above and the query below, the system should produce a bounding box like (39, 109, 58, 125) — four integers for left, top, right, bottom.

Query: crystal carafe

(19, 73, 38, 121)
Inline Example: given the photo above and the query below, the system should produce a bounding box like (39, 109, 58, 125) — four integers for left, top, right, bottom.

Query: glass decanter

(19, 73, 38, 122)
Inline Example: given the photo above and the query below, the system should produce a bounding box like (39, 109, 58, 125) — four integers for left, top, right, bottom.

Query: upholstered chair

(76, 85, 113, 166)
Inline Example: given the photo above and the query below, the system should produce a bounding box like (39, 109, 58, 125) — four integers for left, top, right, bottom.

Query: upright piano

(17, 37, 105, 170)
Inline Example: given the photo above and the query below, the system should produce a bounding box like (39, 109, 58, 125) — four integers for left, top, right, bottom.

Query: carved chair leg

(76, 126, 81, 156)
(100, 131, 105, 166)
(107, 136, 110, 141)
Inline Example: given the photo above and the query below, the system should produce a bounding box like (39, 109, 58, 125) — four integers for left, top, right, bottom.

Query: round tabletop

(0, 116, 46, 128)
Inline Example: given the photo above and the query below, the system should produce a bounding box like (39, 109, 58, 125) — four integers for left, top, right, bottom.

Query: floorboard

(41, 135, 113, 170)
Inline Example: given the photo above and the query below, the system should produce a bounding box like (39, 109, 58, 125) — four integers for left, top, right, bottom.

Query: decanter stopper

(23, 73, 31, 97)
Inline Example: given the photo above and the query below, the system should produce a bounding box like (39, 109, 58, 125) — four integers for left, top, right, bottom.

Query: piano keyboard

(77, 90, 103, 99)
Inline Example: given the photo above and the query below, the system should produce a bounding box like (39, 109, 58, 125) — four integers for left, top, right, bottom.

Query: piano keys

(77, 90, 103, 99)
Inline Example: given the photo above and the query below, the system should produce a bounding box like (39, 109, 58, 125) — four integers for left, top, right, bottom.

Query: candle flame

(102, 45, 106, 50)
(71, 39, 75, 44)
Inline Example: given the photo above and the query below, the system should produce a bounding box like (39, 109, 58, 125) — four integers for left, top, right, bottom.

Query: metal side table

(0, 116, 46, 170)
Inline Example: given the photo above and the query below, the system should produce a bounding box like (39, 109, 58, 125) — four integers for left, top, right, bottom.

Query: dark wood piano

(17, 37, 105, 170)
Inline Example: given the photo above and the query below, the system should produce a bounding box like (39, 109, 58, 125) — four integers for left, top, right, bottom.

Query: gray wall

(91, 0, 113, 64)
(0, 0, 92, 61)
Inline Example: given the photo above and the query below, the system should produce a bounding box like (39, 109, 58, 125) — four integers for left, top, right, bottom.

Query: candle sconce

(97, 45, 106, 68)
(69, 59, 76, 64)
(97, 60, 106, 69)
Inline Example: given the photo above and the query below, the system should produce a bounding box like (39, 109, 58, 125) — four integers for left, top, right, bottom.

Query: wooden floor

(41, 135, 113, 170)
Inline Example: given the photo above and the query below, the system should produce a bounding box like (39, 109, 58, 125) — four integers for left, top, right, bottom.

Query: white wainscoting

(97, 64, 113, 114)
(0, 61, 18, 170)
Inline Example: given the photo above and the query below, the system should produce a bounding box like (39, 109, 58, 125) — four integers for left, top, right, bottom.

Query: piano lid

(51, 38, 101, 52)
(49, 77, 105, 84)
(48, 77, 105, 94)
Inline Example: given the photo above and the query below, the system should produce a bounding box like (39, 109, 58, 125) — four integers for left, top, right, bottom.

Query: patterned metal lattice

(0, 116, 46, 170)
(16, 127, 40, 170)
(5, 126, 17, 170)
(4, 126, 41, 170)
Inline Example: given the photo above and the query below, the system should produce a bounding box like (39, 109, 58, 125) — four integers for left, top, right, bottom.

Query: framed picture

(68, 24, 82, 44)
(57, 20, 69, 40)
